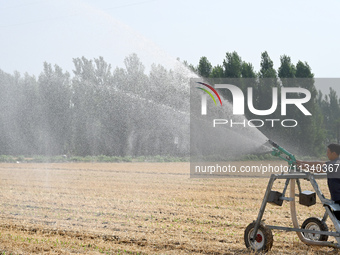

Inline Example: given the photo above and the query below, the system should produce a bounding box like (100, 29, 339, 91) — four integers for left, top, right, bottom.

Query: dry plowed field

(0, 162, 338, 254)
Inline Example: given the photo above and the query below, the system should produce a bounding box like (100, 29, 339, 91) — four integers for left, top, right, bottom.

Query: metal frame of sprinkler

(244, 140, 340, 252)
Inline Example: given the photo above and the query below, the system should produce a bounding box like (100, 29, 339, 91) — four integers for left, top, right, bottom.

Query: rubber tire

(244, 222, 273, 252)
(301, 217, 328, 241)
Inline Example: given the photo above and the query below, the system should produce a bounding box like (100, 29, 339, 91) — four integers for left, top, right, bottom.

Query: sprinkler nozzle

(268, 139, 279, 149)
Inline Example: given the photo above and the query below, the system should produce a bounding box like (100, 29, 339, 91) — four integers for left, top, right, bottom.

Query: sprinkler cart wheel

(244, 222, 273, 252)
(301, 217, 328, 241)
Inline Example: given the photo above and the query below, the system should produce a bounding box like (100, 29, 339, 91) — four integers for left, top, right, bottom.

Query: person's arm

(296, 160, 327, 173)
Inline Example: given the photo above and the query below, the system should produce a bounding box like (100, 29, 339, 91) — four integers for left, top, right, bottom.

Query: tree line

(188, 51, 340, 156)
(0, 54, 190, 156)
(1, 51, 339, 157)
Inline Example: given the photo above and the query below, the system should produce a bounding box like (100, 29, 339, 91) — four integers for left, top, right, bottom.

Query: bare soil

(0, 162, 337, 254)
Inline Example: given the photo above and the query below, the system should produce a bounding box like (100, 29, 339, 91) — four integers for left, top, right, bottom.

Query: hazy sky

(1, 0, 340, 87)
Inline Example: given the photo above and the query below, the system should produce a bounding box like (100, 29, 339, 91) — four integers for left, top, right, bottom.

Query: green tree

(278, 55, 296, 80)
(277, 55, 298, 145)
(0, 71, 39, 155)
(197, 56, 212, 78)
(259, 51, 277, 78)
(293, 61, 324, 155)
(296, 61, 313, 78)
(241, 62, 256, 78)
(210, 65, 224, 78)
(223, 51, 242, 78)
(328, 88, 340, 143)
(256, 51, 278, 113)
(38, 63, 72, 155)
(123, 53, 148, 96)
(20, 73, 43, 155)
(72, 56, 113, 156)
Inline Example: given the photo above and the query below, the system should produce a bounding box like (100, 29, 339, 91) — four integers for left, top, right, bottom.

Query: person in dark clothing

(297, 144, 340, 219)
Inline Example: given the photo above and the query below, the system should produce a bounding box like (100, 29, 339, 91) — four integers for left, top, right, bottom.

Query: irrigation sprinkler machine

(244, 140, 340, 252)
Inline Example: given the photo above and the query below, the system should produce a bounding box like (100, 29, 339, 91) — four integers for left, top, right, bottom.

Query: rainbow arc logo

(196, 82, 222, 106)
